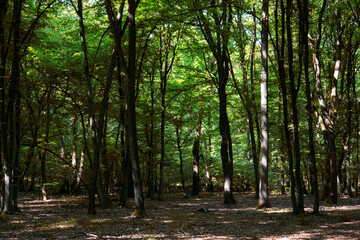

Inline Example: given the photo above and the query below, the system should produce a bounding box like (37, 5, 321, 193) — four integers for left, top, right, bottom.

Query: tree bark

(127, 0, 146, 217)
(75, 0, 115, 213)
(0, 0, 9, 213)
(258, 0, 271, 209)
(192, 106, 203, 196)
(195, 2, 235, 204)
(71, 115, 79, 193)
(286, 0, 304, 213)
(158, 78, 166, 200)
(203, 114, 213, 192)
(146, 72, 155, 199)
(297, 0, 319, 214)
(175, 125, 188, 196)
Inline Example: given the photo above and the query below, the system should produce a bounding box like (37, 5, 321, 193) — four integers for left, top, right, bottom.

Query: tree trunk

(40, 150, 48, 201)
(76, 0, 115, 213)
(71, 115, 79, 193)
(12, 85, 21, 211)
(286, 0, 304, 213)
(120, 148, 130, 207)
(0, 0, 8, 213)
(344, 39, 356, 197)
(203, 121, 213, 192)
(158, 83, 166, 201)
(1, 0, 22, 214)
(195, 2, 235, 204)
(74, 0, 97, 214)
(101, 117, 111, 197)
(192, 106, 203, 196)
(146, 74, 155, 199)
(258, 0, 271, 209)
(40, 84, 52, 201)
(127, 0, 146, 217)
(218, 84, 236, 204)
(175, 125, 188, 197)
(298, 0, 319, 214)
(75, 149, 85, 192)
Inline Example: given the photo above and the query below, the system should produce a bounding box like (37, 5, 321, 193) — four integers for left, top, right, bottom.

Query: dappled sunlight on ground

(0, 192, 359, 239)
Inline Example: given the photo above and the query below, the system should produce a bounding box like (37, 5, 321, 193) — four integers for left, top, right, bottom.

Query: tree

(157, 23, 180, 201)
(73, 0, 113, 214)
(192, 105, 203, 196)
(297, 0, 319, 214)
(275, 0, 297, 213)
(286, 0, 304, 213)
(258, 0, 271, 209)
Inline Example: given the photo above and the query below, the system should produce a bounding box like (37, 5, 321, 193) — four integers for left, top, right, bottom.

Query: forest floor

(0, 191, 360, 239)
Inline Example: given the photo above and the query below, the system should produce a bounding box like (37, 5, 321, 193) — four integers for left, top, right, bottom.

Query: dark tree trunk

(1, 0, 22, 214)
(286, 0, 304, 213)
(74, 0, 97, 214)
(12, 87, 21, 211)
(146, 73, 155, 199)
(203, 115, 213, 192)
(158, 82, 166, 201)
(300, 0, 320, 211)
(101, 116, 110, 196)
(195, 2, 235, 204)
(344, 39, 356, 198)
(120, 147, 130, 207)
(0, 0, 9, 212)
(71, 115, 79, 193)
(175, 125, 188, 197)
(157, 24, 179, 201)
(249, 5, 260, 199)
(192, 106, 203, 196)
(76, 0, 114, 213)
(258, 0, 271, 209)
(218, 84, 235, 204)
(127, 0, 146, 217)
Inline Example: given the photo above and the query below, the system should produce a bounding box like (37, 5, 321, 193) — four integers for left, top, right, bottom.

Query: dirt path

(1, 192, 359, 239)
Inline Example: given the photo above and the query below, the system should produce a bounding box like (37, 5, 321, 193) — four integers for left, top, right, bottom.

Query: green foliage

(2, 0, 358, 199)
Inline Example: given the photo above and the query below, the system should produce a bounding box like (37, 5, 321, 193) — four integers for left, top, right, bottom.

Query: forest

(1, 0, 360, 239)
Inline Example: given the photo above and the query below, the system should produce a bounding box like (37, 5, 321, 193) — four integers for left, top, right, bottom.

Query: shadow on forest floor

(0, 191, 359, 239)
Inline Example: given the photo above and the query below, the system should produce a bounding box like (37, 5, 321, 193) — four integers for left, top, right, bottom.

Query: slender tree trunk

(218, 84, 236, 204)
(344, 40, 356, 197)
(258, 0, 271, 209)
(20, 141, 36, 191)
(120, 147, 130, 206)
(75, 149, 85, 191)
(11, 0, 22, 210)
(0, 0, 8, 213)
(300, 0, 319, 213)
(175, 125, 187, 196)
(249, 5, 260, 199)
(40, 85, 52, 201)
(195, 2, 235, 204)
(158, 81, 166, 201)
(203, 116, 213, 192)
(12, 85, 21, 211)
(74, 0, 97, 214)
(127, 0, 146, 217)
(101, 117, 110, 196)
(356, 102, 359, 197)
(76, 0, 115, 213)
(146, 73, 155, 199)
(71, 115, 78, 193)
(286, 0, 304, 213)
(192, 106, 203, 196)
(2, 0, 22, 214)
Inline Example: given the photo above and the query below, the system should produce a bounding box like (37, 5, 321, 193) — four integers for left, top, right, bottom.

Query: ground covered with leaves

(1, 192, 359, 239)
